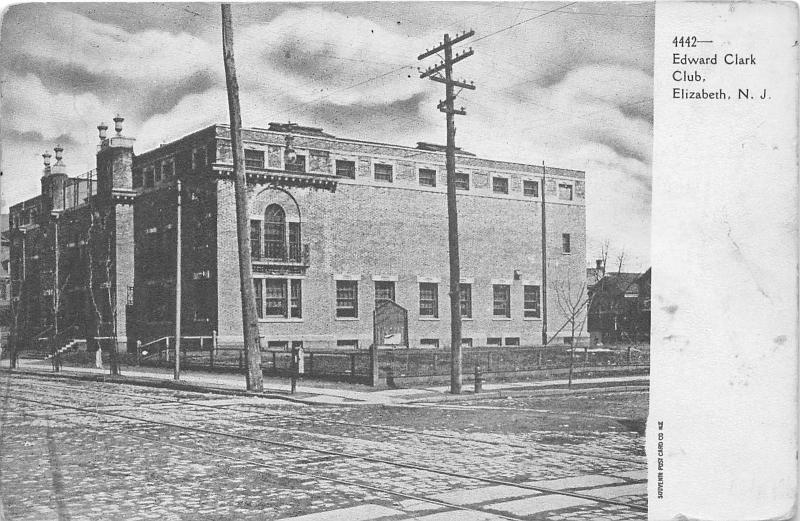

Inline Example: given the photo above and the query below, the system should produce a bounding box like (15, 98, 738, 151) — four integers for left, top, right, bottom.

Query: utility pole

(221, 3, 264, 391)
(174, 179, 182, 380)
(541, 161, 548, 346)
(418, 30, 475, 395)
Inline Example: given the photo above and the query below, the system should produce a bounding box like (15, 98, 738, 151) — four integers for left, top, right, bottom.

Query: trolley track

(3, 374, 645, 464)
(3, 388, 647, 513)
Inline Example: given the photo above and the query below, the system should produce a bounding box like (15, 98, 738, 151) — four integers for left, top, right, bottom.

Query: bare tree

(86, 210, 120, 375)
(553, 279, 589, 388)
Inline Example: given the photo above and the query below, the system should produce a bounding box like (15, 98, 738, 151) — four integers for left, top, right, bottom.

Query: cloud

(235, 7, 428, 106)
(0, 3, 655, 269)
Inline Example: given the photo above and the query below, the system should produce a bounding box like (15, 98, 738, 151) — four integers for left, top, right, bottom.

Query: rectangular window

(455, 172, 470, 191)
(524, 285, 541, 318)
(133, 168, 143, 188)
(459, 283, 472, 318)
(419, 168, 437, 187)
(504, 337, 520, 346)
(268, 341, 289, 351)
(374, 163, 393, 182)
(144, 167, 155, 188)
(419, 282, 439, 318)
(461, 338, 473, 348)
(523, 180, 539, 197)
(163, 160, 174, 178)
(493, 177, 509, 194)
(254, 280, 263, 318)
(288, 222, 301, 261)
(290, 279, 302, 318)
(562, 233, 571, 253)
(154, 163, 162, 182)
(286, 154, 306, 173)
(337, 339, 359, 349)
(374, 281, 395, 304)
(245, 149, 265, 169)
(487, 337, 502, 347)
(558, 183, 573, 201)
(264, 278, 287, 318)
(493, 284, 511, 318)
(336, 160, 356, 179)
(420, 339, 440, 348)
(336, 280, 359, 318)
(207, 142, 216, 165)
(250, 220, 262, 259)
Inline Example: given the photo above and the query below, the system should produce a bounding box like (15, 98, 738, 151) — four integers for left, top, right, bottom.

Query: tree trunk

(221, 3, 263, 391)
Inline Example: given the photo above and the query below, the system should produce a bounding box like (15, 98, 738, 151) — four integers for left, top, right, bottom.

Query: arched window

(264, 204, 286, 259)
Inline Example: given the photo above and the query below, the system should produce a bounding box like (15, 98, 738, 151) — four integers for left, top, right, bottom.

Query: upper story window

(562, 233, 571, 253)
(455, 173, 470, 191)
(286, 154, 306, 173)
(419, 282, 439, 318)
(163, 160, 174, 179)
(144, 167, 155, 188)
(558, 183, 573, 201)
(524, 285, 541, 318)
(459, 283, 472, 318)
(336, 280, 359, 318)
(523, 180, 539, 197)
(493, 177, 509, 194)
(375, 281, 395, 304)
(374, 163, 393, 182)
(419, 168, 437, 187)
(133, 168, 143, 188)
(250, 219, 262, 260)
(493, 284, 511, 318)
(336, 160, 356, 179)
(264, 205, 286, 259)
(250, 204, 303, 263)
(245, 149, 264, 169)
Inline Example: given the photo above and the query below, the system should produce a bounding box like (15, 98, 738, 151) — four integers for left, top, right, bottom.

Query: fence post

(212, 330, 218, 357)
(474, 365, 483, 393)
(165, 337, 170, 363)
(433, 354, 438, 373)
(137, 340, 142, 366)
(369, 344, 379, 387)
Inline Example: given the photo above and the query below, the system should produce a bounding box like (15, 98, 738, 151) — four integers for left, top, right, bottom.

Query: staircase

(43, 339, 84, 360)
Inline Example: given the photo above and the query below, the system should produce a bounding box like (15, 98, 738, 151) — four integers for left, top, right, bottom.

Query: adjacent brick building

(8, 118, 586, 353)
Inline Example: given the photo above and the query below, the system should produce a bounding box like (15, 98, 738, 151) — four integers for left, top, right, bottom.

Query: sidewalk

(2, 359, 648, 405)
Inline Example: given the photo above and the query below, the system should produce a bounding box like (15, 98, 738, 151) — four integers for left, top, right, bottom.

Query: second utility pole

(419, 30, 475, 394)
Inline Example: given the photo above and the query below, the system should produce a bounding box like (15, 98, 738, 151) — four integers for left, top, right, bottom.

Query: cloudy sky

(0, 2, 653, 270)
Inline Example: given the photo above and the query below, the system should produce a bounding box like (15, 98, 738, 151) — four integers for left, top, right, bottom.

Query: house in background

(587, 268, 650, 345)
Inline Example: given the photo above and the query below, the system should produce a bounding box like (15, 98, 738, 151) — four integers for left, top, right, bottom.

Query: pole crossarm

(429, 76, 476, 90)
(419, 49, 475, 79)
(417, 29, 475, 60)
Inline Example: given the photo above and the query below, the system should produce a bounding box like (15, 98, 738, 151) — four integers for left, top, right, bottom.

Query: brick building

(8, 118, 586, 354)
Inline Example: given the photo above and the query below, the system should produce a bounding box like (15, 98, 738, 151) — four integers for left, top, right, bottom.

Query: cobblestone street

(0, 373, 646, 520)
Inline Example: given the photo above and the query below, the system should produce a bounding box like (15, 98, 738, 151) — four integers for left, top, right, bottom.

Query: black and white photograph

(0, 2, 795, 520)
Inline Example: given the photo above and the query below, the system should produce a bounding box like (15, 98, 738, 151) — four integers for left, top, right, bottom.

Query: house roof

(589, 272, 644, 296)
